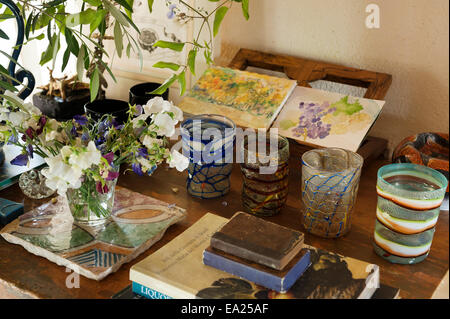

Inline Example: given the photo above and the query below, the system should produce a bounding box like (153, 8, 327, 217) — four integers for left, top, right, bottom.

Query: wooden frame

(228, 48, 393, 162)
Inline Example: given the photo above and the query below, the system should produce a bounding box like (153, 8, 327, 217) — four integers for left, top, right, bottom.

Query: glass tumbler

(181, 114, 236, 199)
(301, 148, 363, 238)
(373, 163, 448, 264)
(241, 134, 290, 216)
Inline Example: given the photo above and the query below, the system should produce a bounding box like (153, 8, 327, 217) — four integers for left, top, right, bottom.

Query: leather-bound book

(210, 212, 304, 270)
(203, 245, 310, 293)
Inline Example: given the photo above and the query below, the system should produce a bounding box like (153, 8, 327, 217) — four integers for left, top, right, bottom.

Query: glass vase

(301, 148, 363, 238)
(66, 172, 119, 226)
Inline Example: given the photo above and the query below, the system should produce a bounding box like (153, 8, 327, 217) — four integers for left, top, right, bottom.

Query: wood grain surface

(0, 139, 448, 299)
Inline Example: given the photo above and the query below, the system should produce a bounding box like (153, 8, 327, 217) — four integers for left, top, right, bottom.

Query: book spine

(210, 236, 281, 270)
(203, 249, 310, 293)
(132, 282, 173, 299)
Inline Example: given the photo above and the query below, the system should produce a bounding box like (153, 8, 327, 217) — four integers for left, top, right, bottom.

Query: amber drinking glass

(241, 135, 290, 216)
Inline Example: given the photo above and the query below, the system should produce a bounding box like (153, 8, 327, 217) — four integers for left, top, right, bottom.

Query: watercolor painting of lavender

(273, 86, 385, 152)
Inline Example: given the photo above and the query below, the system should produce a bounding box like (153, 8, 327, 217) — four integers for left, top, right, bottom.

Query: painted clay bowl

(392, 132, 449, 191)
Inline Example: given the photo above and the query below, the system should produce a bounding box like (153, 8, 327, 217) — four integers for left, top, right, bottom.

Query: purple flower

(27, 144, 33, 159)
(112, 118, 124, 130)
(103, 152, 114, 165)
(167, 4, 176, 19)
(105, 171, 119, 181)
(36, 116, 47, 135)
(137, 147, 148, 158)
(132, 163, 144, 176)
(22, 127, 35, 141)
(134, 104, 143, 116)
(96, 182, 109, 194)
(74, 115, 88, 126)
(70, 125, 77, 137)
(81, 132, 90, 142)
(7, 134, 18, 145)
(10, 153, 28, 166)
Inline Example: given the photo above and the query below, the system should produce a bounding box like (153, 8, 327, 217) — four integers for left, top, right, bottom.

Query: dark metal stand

(0, 0, 35, 99)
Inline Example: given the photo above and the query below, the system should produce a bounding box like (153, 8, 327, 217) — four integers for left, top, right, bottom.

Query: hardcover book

(179, 67, 297, 130)
(203, 246, 310, 293)
(272, 86, 386, 152)
(112, 283, 400, 299)
(210, 212, 304, 270)
(129, 213, 380, 299)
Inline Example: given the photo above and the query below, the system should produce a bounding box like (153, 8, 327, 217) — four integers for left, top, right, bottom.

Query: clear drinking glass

(241, 134, 290, 216)
(373, 163, 448, 264)
(301, 148, 363, 238)
(181, 114, 236, 199)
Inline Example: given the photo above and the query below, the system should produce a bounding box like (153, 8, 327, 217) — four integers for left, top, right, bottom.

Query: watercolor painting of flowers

(179, 67, 297, 129)
(273, 86, 385, 152)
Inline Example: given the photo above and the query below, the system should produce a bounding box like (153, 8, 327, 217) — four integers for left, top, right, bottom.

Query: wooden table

(0, 140, 448, 299)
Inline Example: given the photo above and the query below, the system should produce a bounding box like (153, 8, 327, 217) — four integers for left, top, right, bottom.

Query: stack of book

(129, 213, 396, 299)
(203, 212, 310, 293)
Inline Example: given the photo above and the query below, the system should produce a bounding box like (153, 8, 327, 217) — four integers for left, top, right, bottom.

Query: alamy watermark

(171, 125, 282, 175)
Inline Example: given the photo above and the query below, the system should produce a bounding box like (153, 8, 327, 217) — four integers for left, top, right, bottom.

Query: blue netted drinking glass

(181, 114, 236, 199)
(301, 148, 364, 238)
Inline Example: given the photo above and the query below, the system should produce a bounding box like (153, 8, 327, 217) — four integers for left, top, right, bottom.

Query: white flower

(45, 130, 61, 142)
(153, 112, 177, 137)
(42, 155, 83, 195)
(23, 117, 40, 130)
(143, 97, 171, 114)
(8, 111, 29, 127)
(23, 102, 42, 115)
(169, 104, 183, 122)
(141, 134, 163, 148)
(137, 157, 155, 172)
(132, 114, 149, 128)
(68, 141, 102, 170)
(168, 150, 189, 172)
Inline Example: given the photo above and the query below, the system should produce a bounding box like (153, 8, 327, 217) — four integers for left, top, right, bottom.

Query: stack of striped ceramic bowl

(373, 163, 448, 264)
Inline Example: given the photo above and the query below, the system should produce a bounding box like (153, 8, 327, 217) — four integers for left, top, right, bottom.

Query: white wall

(218, 0, 449, 154)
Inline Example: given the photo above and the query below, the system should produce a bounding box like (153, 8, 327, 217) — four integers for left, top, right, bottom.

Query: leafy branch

(149, 0, 250, 96)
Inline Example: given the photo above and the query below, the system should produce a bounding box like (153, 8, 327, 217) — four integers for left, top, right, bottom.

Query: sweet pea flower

(69, 141, 102, 170)
(42, 154, 83, 195)
(170, 104, 184, 122)
(153, 112, 177, 137)
(168, 150, 189, 172)
(144, 97, 171, 114)
(132, 162, 144, 176)
(96, 181, 109, 194)
(74, 115, 88, 126)
(10, 153, 28, 166)
(103, 152, 115, 165)
(142, 135, 163, 148)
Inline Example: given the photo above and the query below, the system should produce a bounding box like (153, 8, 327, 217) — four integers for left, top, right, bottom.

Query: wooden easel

(227, 48, 393, 163)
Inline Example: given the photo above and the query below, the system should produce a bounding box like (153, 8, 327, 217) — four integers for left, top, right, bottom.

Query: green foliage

(153, 40, 185, 52)
(0, 0, 251, 99)
(152, 61, 180, 71)
(149, 0, 251, 96)
(213, 6, 228, 36)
